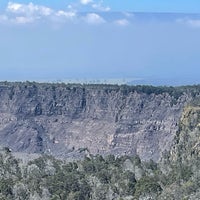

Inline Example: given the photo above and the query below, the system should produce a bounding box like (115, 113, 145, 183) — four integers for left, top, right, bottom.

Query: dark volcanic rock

(0, 82, 192, 161)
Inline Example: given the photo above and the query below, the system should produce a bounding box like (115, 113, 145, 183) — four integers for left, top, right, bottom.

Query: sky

(0, 1, 200, 85)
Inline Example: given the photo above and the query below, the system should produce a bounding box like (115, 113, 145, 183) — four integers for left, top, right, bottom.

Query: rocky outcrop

(157, 98, 200, 200)
(168, 97, 200, 167)
(0, 82, 192, 161)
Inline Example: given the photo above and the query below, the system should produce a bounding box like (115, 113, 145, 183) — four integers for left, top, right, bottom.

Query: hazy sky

(0, 1, 200, 85)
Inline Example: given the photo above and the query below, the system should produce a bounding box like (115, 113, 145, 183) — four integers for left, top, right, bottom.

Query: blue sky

(1, 0, 200, 13)
(0, 1, 200, 85)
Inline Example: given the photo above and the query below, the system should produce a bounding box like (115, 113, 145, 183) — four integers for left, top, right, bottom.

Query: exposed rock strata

(0, 82, 192, 161)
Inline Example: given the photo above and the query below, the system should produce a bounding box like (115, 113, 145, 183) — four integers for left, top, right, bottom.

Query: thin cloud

(122, 12, 134, 18)
(67, 5, 73, 10)
(0, 11, 34, 25)
(84, 13, 105, 24)
(56, 10, 76, 19)
(7, 2, 53, 16)
(186, 19, 200, 28)
(5, 2, 77, 24)
(2, 2, 110, 25)
(92, 3, 110, 12)
(14, 16, 34, 24)
(176, 18, 200, 28)
(6, 2, 53, 24)
(0, 15, 8, 22)
(114, 19, 129, 26)
(80, 0, 93, 5)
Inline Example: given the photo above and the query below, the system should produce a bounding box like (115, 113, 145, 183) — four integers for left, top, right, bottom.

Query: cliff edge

(0, 82, 196, 161)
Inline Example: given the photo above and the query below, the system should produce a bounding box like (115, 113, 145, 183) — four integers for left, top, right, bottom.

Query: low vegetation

(0, 147, 199, 200)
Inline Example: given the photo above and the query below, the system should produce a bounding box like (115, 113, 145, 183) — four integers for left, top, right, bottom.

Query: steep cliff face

(170, 99, 200, 165)
(0, 82, 191, 161)
(156, 99, 200, 200)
